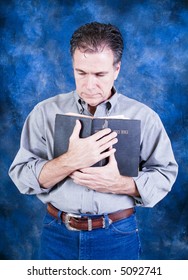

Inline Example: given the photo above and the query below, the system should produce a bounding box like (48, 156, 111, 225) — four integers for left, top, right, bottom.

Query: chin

(87, 100, 103, 106)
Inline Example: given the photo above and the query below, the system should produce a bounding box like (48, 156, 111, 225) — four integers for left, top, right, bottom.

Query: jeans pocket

(111, 214, 138, 235)
(43, 213, 57, 227)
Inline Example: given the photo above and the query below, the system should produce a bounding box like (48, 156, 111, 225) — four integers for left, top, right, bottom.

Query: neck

(88, 105, 96, 115)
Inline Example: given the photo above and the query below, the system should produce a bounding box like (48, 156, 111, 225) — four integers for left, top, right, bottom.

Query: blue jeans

(39, 212, 141, 260)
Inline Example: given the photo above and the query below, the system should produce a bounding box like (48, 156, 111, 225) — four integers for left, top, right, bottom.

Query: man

(9, 22, 178, 260)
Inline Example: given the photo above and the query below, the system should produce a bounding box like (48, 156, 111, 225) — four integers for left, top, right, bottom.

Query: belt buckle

(65, 213, 81, 231)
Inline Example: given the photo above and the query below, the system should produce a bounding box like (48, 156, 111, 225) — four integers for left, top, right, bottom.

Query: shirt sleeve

(9, 106, 50, 195)
(133, 112, 178, 207)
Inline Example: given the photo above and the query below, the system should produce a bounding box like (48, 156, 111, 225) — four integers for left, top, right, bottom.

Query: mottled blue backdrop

(0, 0, 188, 259)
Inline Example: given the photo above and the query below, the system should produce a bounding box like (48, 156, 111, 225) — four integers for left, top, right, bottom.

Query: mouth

(82, 92, 101, 98)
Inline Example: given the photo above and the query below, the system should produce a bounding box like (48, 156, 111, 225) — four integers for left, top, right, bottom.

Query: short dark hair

(70, 22, 124, 65)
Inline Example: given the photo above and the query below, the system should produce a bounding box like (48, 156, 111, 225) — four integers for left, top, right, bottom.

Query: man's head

(70, 22, 124, 111)
(70, 22, 124, 65)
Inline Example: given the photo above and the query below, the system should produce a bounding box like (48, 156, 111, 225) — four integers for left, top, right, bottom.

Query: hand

(70, 152, 139, 196)
(66, 120, 118, 170)
(38, 120, 117, 189)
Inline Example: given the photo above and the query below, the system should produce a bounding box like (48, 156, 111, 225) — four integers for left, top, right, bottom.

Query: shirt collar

(104, 87, 118, 110)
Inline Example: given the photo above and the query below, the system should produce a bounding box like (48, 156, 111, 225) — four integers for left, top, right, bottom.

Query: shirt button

(86, 188, 90, 192)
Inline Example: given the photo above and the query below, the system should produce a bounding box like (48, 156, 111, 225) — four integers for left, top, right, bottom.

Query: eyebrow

(75, 68, 109, 75)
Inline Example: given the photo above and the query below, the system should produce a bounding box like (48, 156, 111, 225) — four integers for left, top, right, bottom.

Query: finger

(70, 171, 94, 185)
(91, 128, 112, 141)
(109, 150, 117, 163)
(97, 131, 118, 147)
(80, 167, 101, 174)
(70, 170, 82, 177)
(99, 147, 116, 161)
(99, 137, 118, 153)
(70, 120, 82, 139)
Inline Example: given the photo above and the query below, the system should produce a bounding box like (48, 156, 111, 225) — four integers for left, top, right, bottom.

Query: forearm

(116, 175, 140, 197)
(38, 153, 76, 189)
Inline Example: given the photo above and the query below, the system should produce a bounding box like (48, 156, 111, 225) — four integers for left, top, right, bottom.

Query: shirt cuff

(133, 171, 152, 207)
(35, 159, 52, 193)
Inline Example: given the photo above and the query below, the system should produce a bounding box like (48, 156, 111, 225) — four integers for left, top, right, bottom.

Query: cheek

(102, 77, 115, 90)
(75, 78, 83, 89)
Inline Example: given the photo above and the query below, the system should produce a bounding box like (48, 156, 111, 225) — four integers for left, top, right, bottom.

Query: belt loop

(103, 213, 112, 229)
(57, 210, 63, 224)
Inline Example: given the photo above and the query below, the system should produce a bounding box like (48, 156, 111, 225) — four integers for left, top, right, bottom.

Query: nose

(86, 75, 96, 90)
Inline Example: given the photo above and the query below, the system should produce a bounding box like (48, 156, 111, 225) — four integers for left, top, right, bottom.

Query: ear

(114, 61, 121, 80)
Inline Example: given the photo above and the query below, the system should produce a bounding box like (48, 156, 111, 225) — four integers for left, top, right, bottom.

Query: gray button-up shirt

(9, 90, 178, 214)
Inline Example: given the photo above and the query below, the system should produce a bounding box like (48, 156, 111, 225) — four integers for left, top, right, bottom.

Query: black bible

(54, 114, 141, 177)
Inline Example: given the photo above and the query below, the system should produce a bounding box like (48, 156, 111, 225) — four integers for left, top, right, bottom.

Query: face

(73, 47, 121, 109)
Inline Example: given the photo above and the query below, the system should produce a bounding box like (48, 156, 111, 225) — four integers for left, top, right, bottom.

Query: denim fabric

(39, 212, 141, 260)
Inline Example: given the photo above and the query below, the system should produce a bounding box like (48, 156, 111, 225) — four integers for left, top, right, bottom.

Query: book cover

(54, 114, 141, 177)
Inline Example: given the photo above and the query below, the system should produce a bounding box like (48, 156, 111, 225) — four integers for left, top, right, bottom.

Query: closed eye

(75, 68, 108, 77)
(77, 71, 86, 76)
(96, 72, 108, 77)
(96, 73, 106, 77)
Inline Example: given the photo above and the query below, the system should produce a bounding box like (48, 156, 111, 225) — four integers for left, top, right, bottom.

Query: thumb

(70, 120, 82, 139)
(109, 148, 117, 163)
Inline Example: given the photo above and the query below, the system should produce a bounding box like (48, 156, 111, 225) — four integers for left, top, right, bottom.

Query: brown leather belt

(47, 203, 134, 231)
